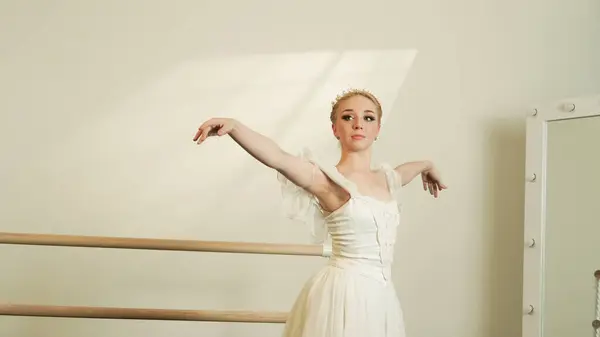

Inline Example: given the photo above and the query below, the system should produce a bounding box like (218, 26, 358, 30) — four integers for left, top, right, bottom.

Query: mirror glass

(543, 115, 600, 337)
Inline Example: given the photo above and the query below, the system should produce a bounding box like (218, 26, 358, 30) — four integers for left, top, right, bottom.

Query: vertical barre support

(594, 270, 600, 336)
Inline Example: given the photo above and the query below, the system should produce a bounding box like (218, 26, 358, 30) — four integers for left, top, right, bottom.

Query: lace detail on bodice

(376, 164, 402, 272)
(277, 148, 403, 283)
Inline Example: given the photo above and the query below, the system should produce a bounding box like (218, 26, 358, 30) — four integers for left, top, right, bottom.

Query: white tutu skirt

(281, 264, 406, 337)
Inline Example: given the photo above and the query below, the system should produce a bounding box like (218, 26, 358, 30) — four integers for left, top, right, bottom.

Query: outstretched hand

(193, 118, 237, 145)
(421, 166, 447, 198)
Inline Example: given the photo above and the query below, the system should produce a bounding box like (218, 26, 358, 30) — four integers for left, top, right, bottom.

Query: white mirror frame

(522, 93, 600, 337)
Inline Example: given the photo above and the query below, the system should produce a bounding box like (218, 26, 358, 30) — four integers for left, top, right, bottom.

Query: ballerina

(193, 89, 446, 337)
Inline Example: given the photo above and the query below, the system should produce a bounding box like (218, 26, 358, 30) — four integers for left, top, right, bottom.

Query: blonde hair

(329, 88, 383, 123)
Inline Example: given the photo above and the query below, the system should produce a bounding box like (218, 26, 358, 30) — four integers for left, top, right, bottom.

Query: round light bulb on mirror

(527, 173, 537, 182)
(560, 102, 576, 112)
(526, 238, 536, 248)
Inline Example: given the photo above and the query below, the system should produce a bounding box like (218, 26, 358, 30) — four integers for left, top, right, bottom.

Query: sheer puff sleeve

(379, 163, 404, 210)
(276, 148, 330, 246)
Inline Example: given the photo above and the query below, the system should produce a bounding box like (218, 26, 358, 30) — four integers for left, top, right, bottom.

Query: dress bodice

(278, 149, 403, 284)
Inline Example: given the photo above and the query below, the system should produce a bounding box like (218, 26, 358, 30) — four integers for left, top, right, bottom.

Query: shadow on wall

(483, 116, 527, 337)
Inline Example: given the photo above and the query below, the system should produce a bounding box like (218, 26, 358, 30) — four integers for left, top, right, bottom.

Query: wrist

(229, 118, 240, 133)
(423, 160, 434, 172)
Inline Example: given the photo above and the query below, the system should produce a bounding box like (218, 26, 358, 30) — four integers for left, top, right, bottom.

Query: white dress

(277, 150, 406, 337)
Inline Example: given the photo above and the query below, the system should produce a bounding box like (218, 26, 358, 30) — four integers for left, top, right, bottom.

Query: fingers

(193, 128, 202, 142)
(193, 118, 222, 144)
(428, 182, 440, 198)
(194, 126, 211, 144)
(193, 121, 212, 141)
(195, 125, 218, 144)
(193, 119, 211, 142)
(422, 172, 447, 198)
(424, 179, 446, 198)
(193, 119, 236, 145)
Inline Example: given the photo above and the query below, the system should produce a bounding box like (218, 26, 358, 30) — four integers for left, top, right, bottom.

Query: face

(332, 95, 381, 151)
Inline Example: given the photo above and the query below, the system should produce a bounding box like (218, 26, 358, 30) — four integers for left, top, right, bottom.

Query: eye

(364, 115, 376, 122)
(341, 115, 353, 121)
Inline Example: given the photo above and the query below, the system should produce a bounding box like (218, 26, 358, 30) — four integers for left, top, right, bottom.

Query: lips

(351, 135, 365, 140)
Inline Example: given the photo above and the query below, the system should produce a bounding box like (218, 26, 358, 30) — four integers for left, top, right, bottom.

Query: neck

(336, 149, 372, 173)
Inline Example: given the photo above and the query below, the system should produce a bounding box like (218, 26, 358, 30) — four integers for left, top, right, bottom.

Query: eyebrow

(341, 109, 376, 114)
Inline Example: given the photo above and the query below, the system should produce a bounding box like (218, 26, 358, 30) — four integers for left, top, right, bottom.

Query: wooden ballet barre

(0, 303, 287, 323)
(0, 232, 328, 256)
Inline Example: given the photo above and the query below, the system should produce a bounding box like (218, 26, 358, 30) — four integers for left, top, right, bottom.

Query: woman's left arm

(394, 160, 447, 197)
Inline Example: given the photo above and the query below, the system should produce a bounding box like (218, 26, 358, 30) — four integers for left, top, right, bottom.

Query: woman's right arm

(193, 118, 345, 207)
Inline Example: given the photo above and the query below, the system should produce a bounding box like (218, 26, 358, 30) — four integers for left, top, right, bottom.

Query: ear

(331, 123, 339, 139)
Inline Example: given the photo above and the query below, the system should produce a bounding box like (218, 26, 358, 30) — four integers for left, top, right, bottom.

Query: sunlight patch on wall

(3, 49, 416, 235)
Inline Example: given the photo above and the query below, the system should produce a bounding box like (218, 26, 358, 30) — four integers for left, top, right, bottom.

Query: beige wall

(1, 1, 600, 337)
(543, 116, 600, 337)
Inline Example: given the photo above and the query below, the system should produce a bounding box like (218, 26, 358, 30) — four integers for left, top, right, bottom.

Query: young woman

(193, 89, 446, 337)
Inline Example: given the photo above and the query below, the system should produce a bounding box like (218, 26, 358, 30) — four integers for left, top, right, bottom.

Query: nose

(352, 119, 363, 129)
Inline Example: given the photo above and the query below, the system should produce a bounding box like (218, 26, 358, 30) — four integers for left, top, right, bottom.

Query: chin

(341, 140, 373, 152)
